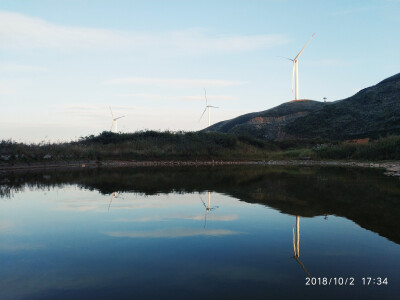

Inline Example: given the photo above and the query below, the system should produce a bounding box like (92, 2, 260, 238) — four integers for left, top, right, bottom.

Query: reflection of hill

(1, 166, 400, 244)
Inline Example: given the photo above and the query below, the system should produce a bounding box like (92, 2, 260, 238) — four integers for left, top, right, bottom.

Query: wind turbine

(109, 106, 125, 133)
(199, 88, 218, 127)
(292, 215, 312, 278)
(108, 191, 123, 212)
(283, 33, 315, 101)
(199, 191, 219, 228)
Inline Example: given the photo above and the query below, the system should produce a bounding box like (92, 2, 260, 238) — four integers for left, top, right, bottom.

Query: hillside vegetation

(1, 131, 400, 164)
(0, 131, 278, 162)
(208, 73, 400, 141)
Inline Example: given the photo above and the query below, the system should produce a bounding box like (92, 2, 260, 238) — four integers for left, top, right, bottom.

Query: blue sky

(0, 0, 399, 142)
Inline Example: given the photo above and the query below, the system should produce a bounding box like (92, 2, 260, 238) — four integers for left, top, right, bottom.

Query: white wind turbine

(283, 33, 315, 101)
(199, 191, 219, 228)
(292, 215, 312, 278)
(199, 88, 218, 127)
(108, 191, 123, 212)
(109, 106, 125, 133)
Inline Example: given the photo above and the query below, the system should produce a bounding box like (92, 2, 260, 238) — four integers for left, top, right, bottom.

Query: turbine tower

(293, 215, 300, 258)
(292, 215, 312, 278)
(284, 33, 315, 101)
(199, 88, 218, 127)
(109, 106, 125, 133)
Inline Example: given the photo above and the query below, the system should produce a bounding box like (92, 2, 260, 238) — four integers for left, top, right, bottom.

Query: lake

(1, 165, 399, 299)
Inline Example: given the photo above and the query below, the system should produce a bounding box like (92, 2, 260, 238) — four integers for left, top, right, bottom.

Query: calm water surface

(1, 166, 399, 299)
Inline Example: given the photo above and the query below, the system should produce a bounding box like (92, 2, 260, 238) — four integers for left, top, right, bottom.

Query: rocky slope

(208, 100, 326, 140)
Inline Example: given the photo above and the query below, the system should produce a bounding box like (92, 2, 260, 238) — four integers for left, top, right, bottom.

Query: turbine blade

(277, 56, 294, 61)
(294, 33, 315, 60)
(114, 116, 125, 120)
(109, 106, 114, 119)
(199, 107, 207, 121)
(199, 195, 207, 208)
(204, 88, 208, 106)
(108, 195, 113, 212)
(208, 106, 219, 108)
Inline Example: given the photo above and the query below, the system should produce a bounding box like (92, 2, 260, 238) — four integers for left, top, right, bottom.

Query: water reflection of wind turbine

(292, 216, 312, 278)
(199, 191, 219, 228)
(108, 192, 123, 212)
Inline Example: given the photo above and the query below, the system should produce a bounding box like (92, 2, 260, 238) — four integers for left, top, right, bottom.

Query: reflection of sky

(104, 228, 241, 238)
(1, 186, 400, 299)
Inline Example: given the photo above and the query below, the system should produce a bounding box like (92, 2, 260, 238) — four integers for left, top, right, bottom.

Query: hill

(207, 100, 326, 139)
(207, 73, 400, 141)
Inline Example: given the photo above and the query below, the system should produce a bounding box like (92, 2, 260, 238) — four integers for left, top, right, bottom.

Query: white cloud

(0, 83, 16, 95)
(104, 228, 242, 238)
(54, 204, 101, 212)
(183, 215, 238, 221)
(0, 11, 132, 50)
(107, 77, 245, 87)
(117, 93, 237, 101)
(0, 221, 13, 232)
(176, 95, 236, 101)
(114, 214, 238, 222)
(0, 63, 48, 73)
(115, 216, 166, 222)
(0, 242, 45, 251)
(0, 10, 288, 54)
(53, 104, 161, 121)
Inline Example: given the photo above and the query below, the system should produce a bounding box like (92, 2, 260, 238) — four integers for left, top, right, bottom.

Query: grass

(312, 135, 400, 160)
(1, 131, 400, 164)
(0, 131, 277, 163)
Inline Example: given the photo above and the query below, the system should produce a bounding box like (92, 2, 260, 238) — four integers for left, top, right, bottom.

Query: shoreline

(1, 159, 399, 176)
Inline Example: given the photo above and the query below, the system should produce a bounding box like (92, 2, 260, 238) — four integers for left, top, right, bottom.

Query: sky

(0, 0, 399, 142)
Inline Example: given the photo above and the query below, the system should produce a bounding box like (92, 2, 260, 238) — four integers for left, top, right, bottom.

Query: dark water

(1, 166, 399, 299)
